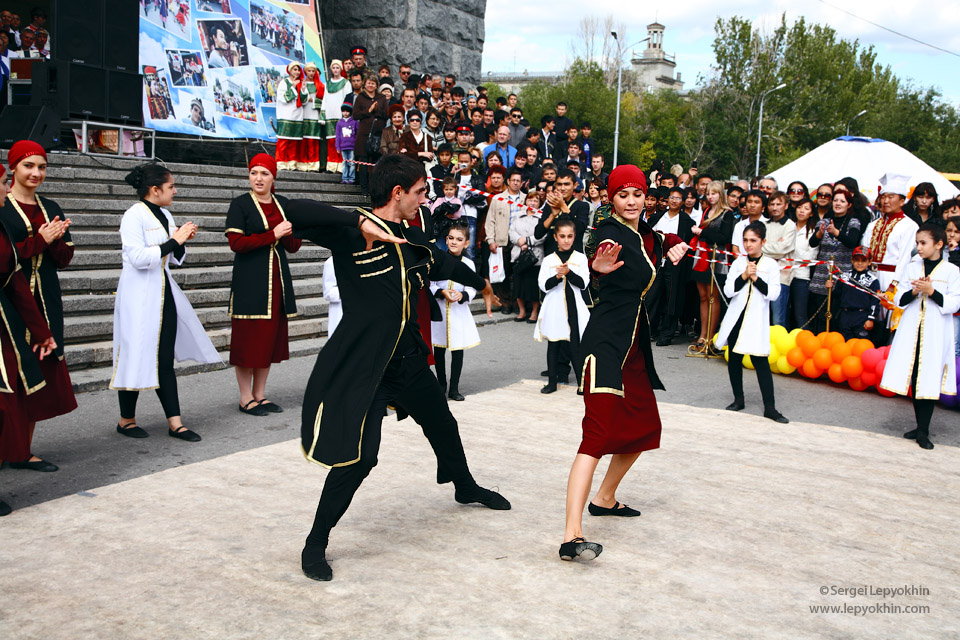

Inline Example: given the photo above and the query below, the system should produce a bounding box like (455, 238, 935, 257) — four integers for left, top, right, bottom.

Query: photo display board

(139, 0, 324, 140)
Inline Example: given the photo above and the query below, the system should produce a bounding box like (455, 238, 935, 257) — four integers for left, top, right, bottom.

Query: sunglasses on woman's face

(408, 118, 421, 123)
(789, 188, 805, 194)
(817, 192, 832, 198)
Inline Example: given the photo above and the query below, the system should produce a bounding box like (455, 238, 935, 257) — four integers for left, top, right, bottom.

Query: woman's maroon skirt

(25, 354, 77, 422)
(229, 255, 290, 368)
(0, 333, 44, 461)
(579, 327, 662, 458)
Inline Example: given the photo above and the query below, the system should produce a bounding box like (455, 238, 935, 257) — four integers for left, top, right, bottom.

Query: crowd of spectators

(329, 49, 960, 356)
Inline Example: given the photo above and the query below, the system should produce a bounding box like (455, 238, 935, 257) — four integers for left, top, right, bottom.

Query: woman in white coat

(880, 224, 960, 449)
(111, 164, 221, 441)
(715, 221, 789, 423)
(429, 220, 480, 401)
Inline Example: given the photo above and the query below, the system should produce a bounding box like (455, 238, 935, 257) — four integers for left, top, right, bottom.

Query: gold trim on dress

(360, 265, 394, 278)
(355, 252, 388, 265)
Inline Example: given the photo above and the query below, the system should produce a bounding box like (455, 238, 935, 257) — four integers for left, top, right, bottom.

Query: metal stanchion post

(826, 259, 834, 333)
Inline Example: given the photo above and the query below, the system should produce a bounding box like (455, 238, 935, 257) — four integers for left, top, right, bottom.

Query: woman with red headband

(299, 62, 325, 171)
(0, 141, 77, 473)
(112, 163, 220, 441)
(0, 160, 58, 515)
(275, 62, 308, 172)
(225, 154, 301, 416)
(559, 164, 689, 562)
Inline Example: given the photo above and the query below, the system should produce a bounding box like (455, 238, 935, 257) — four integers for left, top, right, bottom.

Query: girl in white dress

(112, 164, 221, 441)
(430, 220, 480, 401)
(716, 221, 789, 423)
(880, 223, 960, 449)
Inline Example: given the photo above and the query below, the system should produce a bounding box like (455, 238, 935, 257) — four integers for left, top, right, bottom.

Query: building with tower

(630, 23, 684, 93)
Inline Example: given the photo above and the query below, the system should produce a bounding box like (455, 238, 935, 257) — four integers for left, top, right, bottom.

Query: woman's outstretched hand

(667, 242, 689, 265)
(592, 242, 624, 274)
(480, 282, 500, 317)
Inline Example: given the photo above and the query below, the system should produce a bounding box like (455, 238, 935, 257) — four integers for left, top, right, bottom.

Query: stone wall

(320, 0, 486, 86)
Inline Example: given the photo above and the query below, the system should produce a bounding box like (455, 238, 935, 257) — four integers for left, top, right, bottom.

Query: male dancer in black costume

(286, 154, 509, 582)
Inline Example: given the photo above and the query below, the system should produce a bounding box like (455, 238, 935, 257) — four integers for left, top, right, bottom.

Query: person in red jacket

(0, 141, 77, 474)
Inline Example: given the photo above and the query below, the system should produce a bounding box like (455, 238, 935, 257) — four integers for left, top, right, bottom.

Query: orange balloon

(786, 347, 807, 368)
(828, 363, 847, 383)
(801, 359, 823, 379)
(816, 331, 829, 345)
(852, 339, 875, 357)
(841, 355, 863, 379)
(812, 348, 834, 371)
(801, 336, 821, 358)
(831, 342, 852, 363)
(823, 332, 845, 349)
(797, 330, 816, 345)
(848, 376, 868, 391)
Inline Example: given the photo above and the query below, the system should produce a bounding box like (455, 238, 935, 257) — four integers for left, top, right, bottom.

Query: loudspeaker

(52, 0, 104, 67)
(0, 106, 61, 149)
(107, 70, 143, 124)
(103, 0, 139, 72)
(31, 61, 108, 120)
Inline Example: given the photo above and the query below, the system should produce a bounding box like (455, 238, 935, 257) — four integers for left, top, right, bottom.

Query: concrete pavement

(2, 376, 958, 639)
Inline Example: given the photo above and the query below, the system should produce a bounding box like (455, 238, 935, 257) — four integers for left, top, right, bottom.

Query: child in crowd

(322, 256, 342, 337)
(429, 143, 455, 197)
(535, 219, 590, 394)
(946, 216, 960, 355)
(334, 103, 357, 184)
(430, 220, 481, 402)
(716, 221, 789, 423)
(430, 175, 462, 251)
(830, 246, 880, 340)
(733, 189, 766, 256)
(880, 223, 960, 449)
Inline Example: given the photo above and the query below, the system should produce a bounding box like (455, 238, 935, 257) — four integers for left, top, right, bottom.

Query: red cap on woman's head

(8, 140, 47, 172)
(249, 153, 277, 179)
(607, 164, 647, 199)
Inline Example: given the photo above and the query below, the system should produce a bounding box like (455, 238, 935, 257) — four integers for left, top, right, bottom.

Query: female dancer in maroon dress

(0, 141, 77, 473)
(225, 154, 301, 416)
(0, 163, 58, 514)
(560, 165, 689, 561)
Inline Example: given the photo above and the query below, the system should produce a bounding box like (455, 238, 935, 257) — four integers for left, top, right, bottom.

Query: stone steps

(59, 262, 323, 294)
(67, 244, 328, 269)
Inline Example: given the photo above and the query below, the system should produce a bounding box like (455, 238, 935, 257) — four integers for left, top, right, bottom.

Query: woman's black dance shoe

(588, 501, 641, 517)
(116, 423, 149, 438)
(559, 537, 603, 561)
(8, 458, 58, 472)
(169, 426, 202, 442)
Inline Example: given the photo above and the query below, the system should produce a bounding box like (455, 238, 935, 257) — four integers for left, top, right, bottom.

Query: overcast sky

(481, 0, 960, 104)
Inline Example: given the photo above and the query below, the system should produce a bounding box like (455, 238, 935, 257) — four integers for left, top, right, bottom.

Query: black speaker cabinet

(52, 0, 105, 67)
(0, 106, 61, 149)
(31, 61, 108, 120)
(103, 0, 139, 72)
(107, 70, 143, 124)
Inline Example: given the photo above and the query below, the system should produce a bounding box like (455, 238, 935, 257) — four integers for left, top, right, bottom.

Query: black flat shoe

(917, 438, 934, 450)
(540, 370, 549, 377)
(455, 484, 511, 510)
(526, 318, 537, 324)
(656, 337, 672, 346)
(763, 409, 789, 424)
(559, 537, 603, 561)
(725, 400, 745, 412)
(256, 400, 284, 414)
(588, 501, 641, 517)
(302, 546, 333, 582)
(541, 383, 558, 394)
(903, 429, 918, 440)
(0, 499, 11, 517)
(447, 390, 465, 402)
(8, 458, 58, 472)
(514, 316, 528, 322)
(116, 423, 149, 438)
(169, 426, 202, 442)
(239, 400, 269, 416)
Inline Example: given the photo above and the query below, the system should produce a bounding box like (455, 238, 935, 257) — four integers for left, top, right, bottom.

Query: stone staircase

(14, 152, 500, 392)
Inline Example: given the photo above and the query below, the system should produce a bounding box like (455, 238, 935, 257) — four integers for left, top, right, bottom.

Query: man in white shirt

(733, 189, 766, 256)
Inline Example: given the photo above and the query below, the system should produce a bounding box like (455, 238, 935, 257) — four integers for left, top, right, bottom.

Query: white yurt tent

(768, 137, 960, 201)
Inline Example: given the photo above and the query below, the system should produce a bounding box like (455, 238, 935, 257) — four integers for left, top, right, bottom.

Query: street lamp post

(754, 83, 786, 179)
(611, 32, 649, 169)
(846, 109, 867, 136)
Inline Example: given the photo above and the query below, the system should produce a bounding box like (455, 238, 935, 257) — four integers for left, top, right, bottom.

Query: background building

(631, 23, 684, 93)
